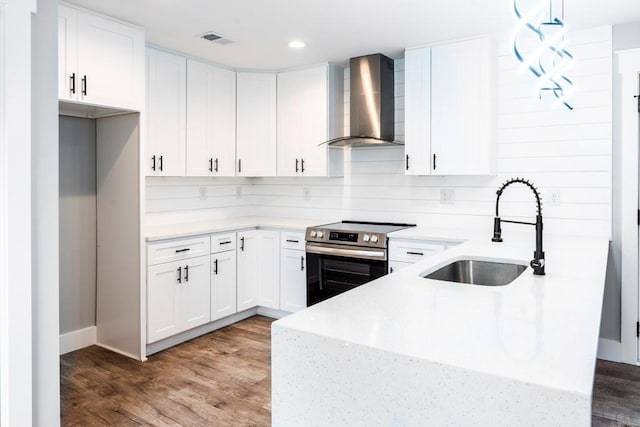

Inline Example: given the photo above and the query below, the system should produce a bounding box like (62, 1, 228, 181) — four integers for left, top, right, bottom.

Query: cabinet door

(180, 256, 211, 331)
(431, 37, 492, 175)
(186, 60, 237, 177)
(76, 11, 144, 110)
(257, 230, 280, 310)
(211, 251, 237, 321)
(277, 65, 330, 177)
(58, 5, 78, 102)
(146, 48, 186, 176)
(404, 47, 432, 175)
(236, 230, 259, 311)
(236, 72, 277, 177)
(389, 261, 411, 274)
(280, 249, 306, 313)
(147, 260, 182, 343)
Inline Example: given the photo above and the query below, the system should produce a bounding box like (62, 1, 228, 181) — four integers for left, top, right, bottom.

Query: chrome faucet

(491, 178, 545, 275)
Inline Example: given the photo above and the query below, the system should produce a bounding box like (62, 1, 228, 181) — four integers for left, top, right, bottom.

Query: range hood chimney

(322, 53, 401, 147)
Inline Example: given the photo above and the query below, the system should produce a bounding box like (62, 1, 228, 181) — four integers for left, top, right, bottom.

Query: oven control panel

(305, 228, 387, 248)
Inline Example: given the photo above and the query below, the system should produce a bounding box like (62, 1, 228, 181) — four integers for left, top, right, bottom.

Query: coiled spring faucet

(492, 177, 545, 275)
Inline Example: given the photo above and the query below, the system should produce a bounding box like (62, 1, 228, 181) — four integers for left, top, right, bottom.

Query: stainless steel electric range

(305, 221, 415, 306)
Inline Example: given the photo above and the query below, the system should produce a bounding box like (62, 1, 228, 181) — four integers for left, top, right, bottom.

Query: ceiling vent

(199, 32, 234, 45)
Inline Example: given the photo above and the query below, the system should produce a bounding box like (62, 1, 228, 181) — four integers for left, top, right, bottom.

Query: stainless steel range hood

(322, 53, 402, 147)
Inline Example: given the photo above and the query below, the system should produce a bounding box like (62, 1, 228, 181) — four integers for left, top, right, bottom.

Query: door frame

(617, 48, 640, 365)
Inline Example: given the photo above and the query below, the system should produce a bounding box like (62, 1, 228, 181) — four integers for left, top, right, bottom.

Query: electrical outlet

(235, 186, 242, 199)
(303, 188, 310, 201)
(545, 191, 560, 206)
(199, 187, 207, 200)
(440, 189, 455, 204)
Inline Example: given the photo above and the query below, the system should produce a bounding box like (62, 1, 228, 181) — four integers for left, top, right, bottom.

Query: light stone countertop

(145, 216, 338, 242)
(274, 230, 608, 397)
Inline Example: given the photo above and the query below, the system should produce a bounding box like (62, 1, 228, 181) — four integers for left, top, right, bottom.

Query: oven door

(306, 243, 388, 306)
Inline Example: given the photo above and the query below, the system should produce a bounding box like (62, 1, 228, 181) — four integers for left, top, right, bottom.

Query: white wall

(255, 27, 612, 237)
(59, 116, 96, 335)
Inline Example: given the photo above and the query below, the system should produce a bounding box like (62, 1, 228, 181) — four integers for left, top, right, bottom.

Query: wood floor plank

(61, 315, 640, 426)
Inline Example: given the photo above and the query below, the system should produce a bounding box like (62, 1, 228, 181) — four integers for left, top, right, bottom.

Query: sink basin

(422, 259, 527, 286)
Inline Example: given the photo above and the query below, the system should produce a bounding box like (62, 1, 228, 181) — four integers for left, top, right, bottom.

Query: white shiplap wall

(147, 26, 612, 236)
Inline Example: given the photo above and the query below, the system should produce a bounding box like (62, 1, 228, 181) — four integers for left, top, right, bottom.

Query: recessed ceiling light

(288, 40, 305, 49)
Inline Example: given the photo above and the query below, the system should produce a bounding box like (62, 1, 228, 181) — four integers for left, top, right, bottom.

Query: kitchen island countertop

(272, 230, 609, 425)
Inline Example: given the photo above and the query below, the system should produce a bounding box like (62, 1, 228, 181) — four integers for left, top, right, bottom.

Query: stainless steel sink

(422, 259, 527, 286)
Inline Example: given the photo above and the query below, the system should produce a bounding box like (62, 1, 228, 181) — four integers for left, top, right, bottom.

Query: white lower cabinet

(389, 261, 411, 274)
(257, 231, 281, 309)
(280, 248, 306, 312)
(236, 229, 281, 311)
(237, 230, 259, 311)
(147, 254, 211, 344)
(210, 250, 237, 321)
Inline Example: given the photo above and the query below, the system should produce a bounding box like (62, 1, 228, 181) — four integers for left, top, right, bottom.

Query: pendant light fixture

(512, 0, 574, 110)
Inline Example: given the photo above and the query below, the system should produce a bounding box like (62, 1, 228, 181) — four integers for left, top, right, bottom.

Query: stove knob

(310, 230, 317, 238)
(370, 235, 379, 243)
(363, 234, 370, 242)
(317, 231, 324, 238)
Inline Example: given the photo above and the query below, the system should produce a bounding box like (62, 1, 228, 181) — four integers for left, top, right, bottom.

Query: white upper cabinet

(236, 72, 277, 177)
(404, 47, 432, 176)
(431, 37, 494, 175)
(58, 3, 144, 111)
(404, 36, 494, 176)
(146, 47, 186, 176)
(277, 64, 344, 177)
(186, 60, 237, 177)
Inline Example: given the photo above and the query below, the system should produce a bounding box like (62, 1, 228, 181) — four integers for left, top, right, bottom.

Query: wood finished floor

(61, 316, 640, 426)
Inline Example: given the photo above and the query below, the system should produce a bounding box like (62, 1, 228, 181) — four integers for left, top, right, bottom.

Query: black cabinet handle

(301, 256, 304, 271)
(152, 155, 156, 171)
(81, 75, 87, 96)
(177, 266, 182, 283)
(433, 153, 436, 170)
(209, 158, 213, 172)
(219, 241, 232, 245)
(184, 265, 189, 282)
(407, 251, 424, 256)
(214, 158, 219, 172)
(295, 159, 299, 173)
(159, 155, 163, 172)
(175, 248, 190, 253)
(240, 237, 245, 251)
(238, 159, 242, 173)
(70, 73, 76, 94)
(406, 154, 409, 170)
(301, 159, 305, 173)
(214, 259, 218, 275)
(286, 239, 299, 243)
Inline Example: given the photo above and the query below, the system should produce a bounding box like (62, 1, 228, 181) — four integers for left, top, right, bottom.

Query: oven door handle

(306, 243, 386, 260)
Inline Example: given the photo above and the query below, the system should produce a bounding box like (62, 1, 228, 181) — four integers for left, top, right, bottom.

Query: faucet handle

(491, 217, 503, 242)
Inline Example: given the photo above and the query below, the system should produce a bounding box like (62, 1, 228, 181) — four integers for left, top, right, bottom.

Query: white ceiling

(67, 0, 640, 70)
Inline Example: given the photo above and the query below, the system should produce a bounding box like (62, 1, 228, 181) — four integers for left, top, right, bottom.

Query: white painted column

(0, 0, 38, 426)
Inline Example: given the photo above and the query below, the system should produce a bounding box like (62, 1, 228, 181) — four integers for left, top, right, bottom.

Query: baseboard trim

(598, 338, 623, 362)
(60, 326, 96, 355)
(257, 306, 290, 319)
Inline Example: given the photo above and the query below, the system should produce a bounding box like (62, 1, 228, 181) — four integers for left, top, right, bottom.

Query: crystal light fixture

(512, 0, 574, 110)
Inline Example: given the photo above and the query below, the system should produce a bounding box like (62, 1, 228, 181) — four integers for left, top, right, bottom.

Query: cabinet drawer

(211, 232, 236, 254)
(389, 240, 446, 263)
(281, 231, 305, 250)
(148, 236, 210, 266)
